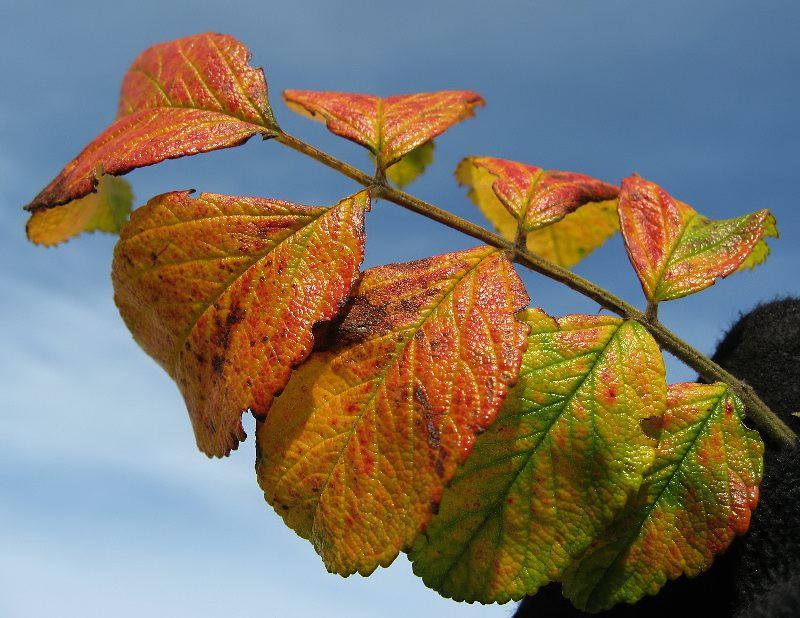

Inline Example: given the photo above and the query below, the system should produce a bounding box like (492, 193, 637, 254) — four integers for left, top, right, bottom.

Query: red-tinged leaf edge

(465, 156, 619, 231)
(618, 175, 777, 303)
(25, 33, 279, 217)
(283, 89, 484, 167)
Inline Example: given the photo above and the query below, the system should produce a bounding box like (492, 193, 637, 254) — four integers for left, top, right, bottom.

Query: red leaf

(283, 89, 484, 166)
(26, 33, 277, 213)
(618, 175, 777, 302)
(463, 156, 619, 231)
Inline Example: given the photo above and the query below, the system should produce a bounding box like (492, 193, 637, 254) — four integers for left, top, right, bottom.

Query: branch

(274, 130, 797, 447)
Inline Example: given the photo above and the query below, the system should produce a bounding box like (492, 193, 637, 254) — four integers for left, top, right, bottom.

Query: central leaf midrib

(648, 208, 696, 298)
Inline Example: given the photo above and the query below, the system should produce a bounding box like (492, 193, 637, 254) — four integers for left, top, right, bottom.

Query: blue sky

(2, 1, 799, 616)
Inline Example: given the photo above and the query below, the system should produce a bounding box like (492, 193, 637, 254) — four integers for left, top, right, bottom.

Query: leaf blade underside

(26, 33, 278, 216)
(563, 382, 763, 612)
(410, 309, 666, 603)
(112, 190, 368, 457)
(256, 246, 529, 576)
(386, 141, 436, 188)
(618, 175, 777, 302)
(27, 175, 133, 246)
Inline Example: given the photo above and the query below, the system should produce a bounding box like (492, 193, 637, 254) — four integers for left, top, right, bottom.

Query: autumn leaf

(283, 89, 484, 169)
(26, 33, 278, 214)
(410, 309, 665, 603)
(458, 157, 618, 231)
(256, 246, 529, 576)
(456, 157, 619, 267)
(618, 175, 777, 303)
(27, 175, 133, 246)
(563, 382, 763, 612)
(112, 190, 368, 457)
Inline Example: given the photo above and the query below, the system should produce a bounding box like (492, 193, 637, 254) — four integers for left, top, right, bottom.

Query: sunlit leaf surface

(410, 309, 665, 602)
(256, 246, 529, 575)
(284, 89, 483, 167)
(563, 382, 763, 612)
(26, 33, 277, 213)
(112, 191, 368, 457)
(618, 175, 777, 302)
(27, 175, 133, 246)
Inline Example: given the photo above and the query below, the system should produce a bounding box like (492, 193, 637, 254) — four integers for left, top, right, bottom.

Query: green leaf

(386, 141, 435, 187)
(27, 175, 133, 246)
(410, 309, 665, 602)
(563, 383, 763, 612)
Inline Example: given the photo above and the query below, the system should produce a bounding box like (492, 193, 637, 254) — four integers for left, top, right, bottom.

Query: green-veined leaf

(256, 246, 529, 575)
(563, 382, 763, 612)
(618, 175, 777, 302)
(410, 309, 665, 602)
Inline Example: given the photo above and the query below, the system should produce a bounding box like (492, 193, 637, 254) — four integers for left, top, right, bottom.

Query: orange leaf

(618, 175, 777, 302)
(256, 246, 529, 575)
(283, 89, 484, 167)
(26, 33, 277, 214)
(112, 190, 368, 457)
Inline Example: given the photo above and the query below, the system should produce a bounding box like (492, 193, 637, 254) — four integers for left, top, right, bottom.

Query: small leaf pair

(26, 33, 278, 223)
(460, 158, 777, 304)
(284, 89, 484, 186)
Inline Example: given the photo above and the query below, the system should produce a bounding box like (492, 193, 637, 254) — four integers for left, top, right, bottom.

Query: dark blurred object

(514, 298, 800, 618)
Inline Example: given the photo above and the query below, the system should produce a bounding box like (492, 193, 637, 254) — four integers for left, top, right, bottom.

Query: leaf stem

(275, 132, 375, 187)
(274, 130, 796, 447)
